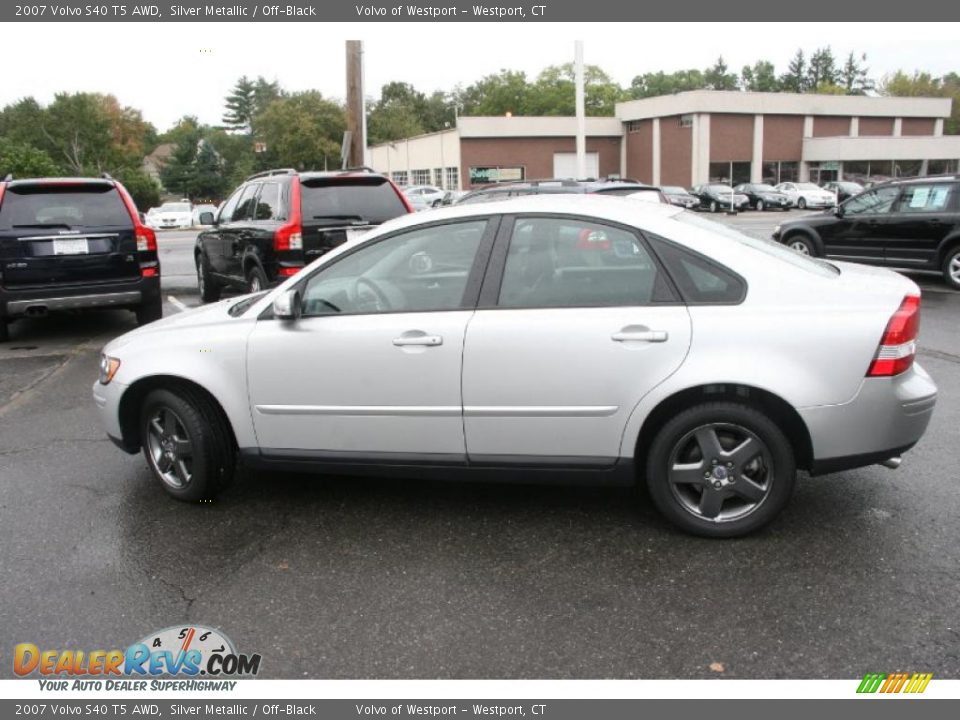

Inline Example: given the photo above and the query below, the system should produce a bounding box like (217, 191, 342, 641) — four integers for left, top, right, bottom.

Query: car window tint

(843, 186, 899, 215)
(0, 185, 131, 228)
(497, 217, 675, 309)
(254, 182, 283, 221)
(217, 187, 244, 224)
(646, 235, 746, 304)
(898, 183, 954, 213)
(301, 220, 487, 317)
(232, 184, 260, 223)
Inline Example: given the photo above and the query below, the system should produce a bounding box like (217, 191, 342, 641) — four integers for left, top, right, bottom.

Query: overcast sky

(5, 22, 958, 132)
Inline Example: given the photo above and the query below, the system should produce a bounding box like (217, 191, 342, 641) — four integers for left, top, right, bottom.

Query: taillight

(0, 182, 6, 208)
(867, 294, 921, 377)
(136, 227, 157, 252)
(274, 222, 303, 251)
(277, 266, 302, 278)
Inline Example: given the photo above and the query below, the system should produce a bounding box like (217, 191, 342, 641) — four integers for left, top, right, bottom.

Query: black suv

(455, 178, 667, 205)
(773, 174, 960, 289)
(0, 175, 161, 342)
(195, 168, 412, 301)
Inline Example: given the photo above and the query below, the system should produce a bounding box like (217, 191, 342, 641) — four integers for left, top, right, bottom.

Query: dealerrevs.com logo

(14, 626, 261, 690)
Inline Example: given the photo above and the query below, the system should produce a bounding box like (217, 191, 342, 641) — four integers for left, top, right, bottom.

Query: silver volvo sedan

(93, 196, 937, 537)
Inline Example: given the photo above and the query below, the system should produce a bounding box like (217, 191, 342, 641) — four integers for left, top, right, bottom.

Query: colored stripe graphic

(857, 672, 932, 694)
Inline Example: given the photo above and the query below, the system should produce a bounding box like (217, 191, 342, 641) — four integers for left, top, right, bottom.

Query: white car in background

(404, 185, 446, 210)
(774, 182, 836, 210)
(147, 201, 193, 230)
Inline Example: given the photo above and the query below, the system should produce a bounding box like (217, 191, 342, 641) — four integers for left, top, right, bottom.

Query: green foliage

(780, 50, 807, 92)
(222, 76, 283, 133)
(629, 69, 706, 99)
(841, 52, 874, 95)
(114, 167, 161, 210)
(254, 91, 346, 171)
(741, 61, 780, 93)
(704, 57, 739, 91)
(881, 70, 960, 134)
(0, 137, 59, 178)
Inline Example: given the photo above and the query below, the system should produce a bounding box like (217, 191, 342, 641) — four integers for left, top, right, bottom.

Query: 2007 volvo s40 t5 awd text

(93, 196, 937, 537)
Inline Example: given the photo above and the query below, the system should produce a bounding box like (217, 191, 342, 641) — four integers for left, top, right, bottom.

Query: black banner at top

(2, 0, 955, 22)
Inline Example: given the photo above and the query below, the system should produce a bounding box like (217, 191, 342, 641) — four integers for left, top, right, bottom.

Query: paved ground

(1, 216, 958, 679)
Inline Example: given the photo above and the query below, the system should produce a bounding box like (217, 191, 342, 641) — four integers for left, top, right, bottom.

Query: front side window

(497, 217, 674, 309)
(897, 183, 954, 213)
(843, 185, 900, 216)
(300, 220, 487, 317)
(217, 187, 244, 224)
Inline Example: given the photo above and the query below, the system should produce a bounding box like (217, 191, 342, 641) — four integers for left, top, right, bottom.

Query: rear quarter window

(0, 185, 132, 228)
(647, 234, 746, 304)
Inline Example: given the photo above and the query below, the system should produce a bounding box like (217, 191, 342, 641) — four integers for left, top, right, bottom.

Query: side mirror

(833, 205, 844, 217)
(272, 289, 302, 321)
(199, 211, 216, 226)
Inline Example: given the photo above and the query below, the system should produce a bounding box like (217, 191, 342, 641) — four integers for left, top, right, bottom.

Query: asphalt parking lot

(1, 212, 958, 679)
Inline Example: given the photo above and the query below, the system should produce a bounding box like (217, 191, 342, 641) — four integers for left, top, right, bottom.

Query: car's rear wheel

(710, 201, 718, 213)
(756, 200, 765, 212)
(797, 197, 807, 210)
(645, 402, 796, 537)
(246, 264, 268, 294)
(135, 296, 163, 326)
(787, 235, 816, 256)
(197, 254, 221, 303)
(140, 388, 235, 502)
(942, 246, 960, 290)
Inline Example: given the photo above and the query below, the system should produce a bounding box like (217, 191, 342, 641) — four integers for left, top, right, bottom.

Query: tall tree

(780, 50, 807, 92)
(532, 63, 625, 116)
(159, 127, 202, 199)
(629, 70, 706, 99)
(254, 91, 346, 170)
(704, 57, 739, 91)
(0, 137, 59, 178)
(457, 70, 533, 116)
(807, 47, 839, 91)
(840, 52, 874, 95)
(741, 61, 780, 92)
(222, 76, 256, 131)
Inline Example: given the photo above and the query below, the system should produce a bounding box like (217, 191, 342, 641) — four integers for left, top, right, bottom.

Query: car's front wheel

(645, 402, 796, 537)
(797, 197, 807, 210)
(197, 254, 222, 303)
(709, 201, 718, 213)
(756, 200, 765, 211)
(786, 235, 816, 256)
(140, 388, 235, 502)
(942, 246, 960, 290)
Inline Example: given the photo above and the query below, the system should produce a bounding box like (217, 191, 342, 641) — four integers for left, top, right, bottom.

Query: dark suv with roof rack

(0, 175, 161, 342)
(194, 168, 412, 301)
(455, 178, 667, 205)
(772, 174, 960, 289)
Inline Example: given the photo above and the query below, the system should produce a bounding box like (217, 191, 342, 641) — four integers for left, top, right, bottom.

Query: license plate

(53, 238, 89, 255)
(346, 228, 372, 243)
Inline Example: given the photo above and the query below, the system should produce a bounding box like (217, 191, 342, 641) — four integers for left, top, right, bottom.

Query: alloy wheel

(789, 240, 811, 255)
(145, 406, 195, 490)
(948, 253, 960, 286)
(667, 422, 774, 523)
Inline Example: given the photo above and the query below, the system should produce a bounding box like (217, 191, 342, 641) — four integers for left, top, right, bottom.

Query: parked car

(774, 182, 835, 210)
(660, 186, 700, 210)
(733, 183, 792, 211)
(94, 195, 936, 537)
(0, 175, 161, 341)
(822, 181, 865, 204)
(773, 174, 960, 289)
(194, 168, 412, 301)
(456, 178, 667, 205)
(404, 185, 445, 210)
(690, 184, 750, 213)
(147, 200, 193, 230)
(436, 190, 465, 207)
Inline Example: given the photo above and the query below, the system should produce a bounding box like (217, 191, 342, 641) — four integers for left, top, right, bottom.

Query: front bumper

(800, 362, 937, 475)
(93, 377, 133, 452)
(1, 276, 160, 319)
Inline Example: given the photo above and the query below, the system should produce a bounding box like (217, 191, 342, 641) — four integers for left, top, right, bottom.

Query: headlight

(773, 224, 781, 235)
(99, 354, 121, 385)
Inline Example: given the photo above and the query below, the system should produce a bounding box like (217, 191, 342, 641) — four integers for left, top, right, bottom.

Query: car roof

(4, 177, 115, 189)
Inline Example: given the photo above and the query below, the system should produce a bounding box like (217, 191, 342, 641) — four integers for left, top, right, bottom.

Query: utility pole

(574, 40, 586, 180)
(345, 40, 365, 168)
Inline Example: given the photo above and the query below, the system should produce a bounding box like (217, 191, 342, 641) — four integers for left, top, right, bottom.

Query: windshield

(672, 212, 839, 277)
(662, 186, 687, 194)
(160, 203, 191, 213)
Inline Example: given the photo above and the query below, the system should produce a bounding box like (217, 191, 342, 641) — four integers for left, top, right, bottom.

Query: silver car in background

(93, 196, 937, 537)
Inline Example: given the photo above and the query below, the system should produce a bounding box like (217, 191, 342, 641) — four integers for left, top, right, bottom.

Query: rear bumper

(0, 276, 160, 319)
(800, 362, 937, 476)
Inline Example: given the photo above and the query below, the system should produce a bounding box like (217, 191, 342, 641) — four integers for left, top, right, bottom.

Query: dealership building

(368, 90, 960, 191)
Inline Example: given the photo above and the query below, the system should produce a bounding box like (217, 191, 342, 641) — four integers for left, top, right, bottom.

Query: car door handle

(393, 334, 443, 347)
(612, 329, 668, 343)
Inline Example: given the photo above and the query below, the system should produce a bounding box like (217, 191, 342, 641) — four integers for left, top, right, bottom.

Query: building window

(445, 167, 460, 190)
(679, 114, 694, 128)
(391, 171, 408, 187)
(708, 161, 751, 185)
(626, 120, 644, 134)
(433, 168, 443, 187)
(893, 160, 922, 177)
(761, 161, 798, 185)
(411, 169, 431, 186)
(929, 159, 959, 175)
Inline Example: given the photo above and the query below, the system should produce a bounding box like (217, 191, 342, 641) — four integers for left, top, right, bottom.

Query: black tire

(644, 402, 796, 538)
(756, 200, 765, 212)
(245, 264, 269, 294)
(139, 387, 236, 502)
(942, 246, 960, 290)
(135, 296, 163, 326)
(785, 234, 817, 256)
(797, 197, 807, 210)
(0, 318, 9, 343)
(197, 253, 221, 303)
(709, 201, 718, 213)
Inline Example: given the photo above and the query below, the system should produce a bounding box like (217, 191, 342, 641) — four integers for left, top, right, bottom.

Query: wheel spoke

(150, 417, 164, 438)
(156, 454, 173, 473)
(174, 459, 191, 485)
(163, 409, 176, 435)
(670, 462, 707, 486)
(729, 436, 761, 468)
(698, 489, 725, 519)
(694, 427, 724, 462)
(730, 476, 766, 503)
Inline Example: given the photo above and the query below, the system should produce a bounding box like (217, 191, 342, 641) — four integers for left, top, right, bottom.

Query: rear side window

(254, 182, 284, 221)
(0, 185, 131, 228)
(300, 177, 407, 224)
(647, 235, 745, 304)
(897, 183, 954, 213)
(232, 184, 260, 222)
